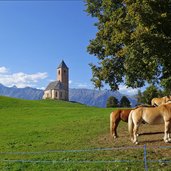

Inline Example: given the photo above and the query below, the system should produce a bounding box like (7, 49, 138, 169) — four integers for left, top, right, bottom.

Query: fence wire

(0, 145, 171, 171)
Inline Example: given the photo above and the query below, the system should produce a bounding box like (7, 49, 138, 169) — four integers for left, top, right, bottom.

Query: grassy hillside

(0, 96, 170, 170)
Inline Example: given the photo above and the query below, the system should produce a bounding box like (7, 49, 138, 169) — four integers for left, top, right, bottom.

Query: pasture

(0, 96, 170, 170)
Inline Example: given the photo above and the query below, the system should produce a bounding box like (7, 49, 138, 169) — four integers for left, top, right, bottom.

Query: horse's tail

(110, 112, 114, 136)
(128, 110, 134, 139)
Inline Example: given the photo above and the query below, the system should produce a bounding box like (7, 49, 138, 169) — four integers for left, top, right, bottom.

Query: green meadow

(0, 96, 170, 171)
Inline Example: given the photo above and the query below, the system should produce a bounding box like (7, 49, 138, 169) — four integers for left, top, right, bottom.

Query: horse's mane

(166, 100, 171, 104)
(134, 104, 155, 109)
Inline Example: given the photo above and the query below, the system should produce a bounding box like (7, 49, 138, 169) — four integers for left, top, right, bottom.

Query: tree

(106, 96, 119, 107)
(120, 96, 131, 107)
(136, 90, 144, 105)
(136, 85, 160, 104)
(85, 0, 171, 91)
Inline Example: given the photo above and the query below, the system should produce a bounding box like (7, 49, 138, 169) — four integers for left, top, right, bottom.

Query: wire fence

(1, 145, 171, 171)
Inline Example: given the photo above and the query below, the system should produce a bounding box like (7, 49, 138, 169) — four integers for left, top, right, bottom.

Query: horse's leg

(133, 124, 139, 145)
(110, 112, 116, 139)
(169, 124, 171, 141)
(111, 121, 117, 139)
(111, 121, 118, 139)
(164, 121, 170, 143)
(113, 119, 121, 139)
(110, 110, 121, 139)
(167, 122, 171, 142)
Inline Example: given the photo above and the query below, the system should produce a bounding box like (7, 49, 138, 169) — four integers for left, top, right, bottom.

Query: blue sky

(0, 0, 138, 95)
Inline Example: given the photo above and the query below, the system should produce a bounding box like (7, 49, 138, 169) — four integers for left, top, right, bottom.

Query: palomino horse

(151, 96, 171, 106)
(110, 105, 154, 140)
(128, 103, 171, 144)
(110, 109, 132, 139)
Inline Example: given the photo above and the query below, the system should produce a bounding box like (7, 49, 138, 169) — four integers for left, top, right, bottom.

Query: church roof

(45, 81, 65, 91)
(57, 60, 68, 69)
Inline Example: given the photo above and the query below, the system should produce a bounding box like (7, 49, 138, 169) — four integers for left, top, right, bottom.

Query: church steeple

(57, 60, 69, 100)
(57, 60, 68, 69)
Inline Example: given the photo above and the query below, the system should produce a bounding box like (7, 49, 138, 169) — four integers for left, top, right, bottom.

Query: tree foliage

(136, 85, 163, 104)
(120, 96, 131, 107)
(106, 96, 119, 107)
(85, 0, 171, 91)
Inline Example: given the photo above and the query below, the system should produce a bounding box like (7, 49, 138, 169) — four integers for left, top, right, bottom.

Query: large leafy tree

(85, 0, 171, 91)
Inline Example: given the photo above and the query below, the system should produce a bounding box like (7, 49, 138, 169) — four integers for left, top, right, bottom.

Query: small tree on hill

(106, 96, 118, 108)
(120, 96, 131, 107)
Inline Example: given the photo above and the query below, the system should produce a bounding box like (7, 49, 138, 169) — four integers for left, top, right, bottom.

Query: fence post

(144, 144, 148, 171)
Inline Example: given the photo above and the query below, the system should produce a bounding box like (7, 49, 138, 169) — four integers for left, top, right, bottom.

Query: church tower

(57, 60, 69, 100)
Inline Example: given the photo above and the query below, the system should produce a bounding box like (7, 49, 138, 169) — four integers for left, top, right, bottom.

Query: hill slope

(0, 96, 170, 170)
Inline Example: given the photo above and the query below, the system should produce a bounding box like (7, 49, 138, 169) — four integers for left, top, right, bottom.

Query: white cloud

(119, 85, 138, 96)
(37, 87, 46, 90)
(77, 83, 89, 88)
(0, 68, 48, 88)
(69, 80, 93, 89)
(0, 66, 8, 74)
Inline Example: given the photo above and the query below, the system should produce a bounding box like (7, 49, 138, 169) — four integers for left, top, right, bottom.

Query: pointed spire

(57, 60, 68, 69)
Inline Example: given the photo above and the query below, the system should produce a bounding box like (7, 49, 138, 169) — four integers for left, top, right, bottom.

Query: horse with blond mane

(151, 96, 171, 106)
(128, 102, 171, 144)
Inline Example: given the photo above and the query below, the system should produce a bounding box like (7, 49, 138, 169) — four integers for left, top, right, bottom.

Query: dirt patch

(98, 122, 171, 148)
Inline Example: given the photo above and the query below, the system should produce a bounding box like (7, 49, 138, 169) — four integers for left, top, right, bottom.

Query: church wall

(43, 90, 52, 99)
(52, 90, 55, 99)
(43, 89, 69, 101)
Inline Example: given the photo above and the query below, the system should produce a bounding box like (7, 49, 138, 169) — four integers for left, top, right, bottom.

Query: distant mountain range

(0, 84, 137, 107)
(70, 88, 137, 107)
(0, 84, 43, 100)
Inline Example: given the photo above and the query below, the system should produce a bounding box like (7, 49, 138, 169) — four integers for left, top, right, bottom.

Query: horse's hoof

(113, 135, 118, 139)
(165, 139, 171, 143)
(134, 141, 139, 145)
(164, 139, 169, 143)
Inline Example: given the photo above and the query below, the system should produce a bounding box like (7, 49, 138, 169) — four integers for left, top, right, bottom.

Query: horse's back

(140, 104, 171, 124)
(110, 109, 132, 122)
(110, 110, 121, 120)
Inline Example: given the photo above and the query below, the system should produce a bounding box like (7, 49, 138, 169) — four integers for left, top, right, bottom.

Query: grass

(0, 96, 170, 170)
